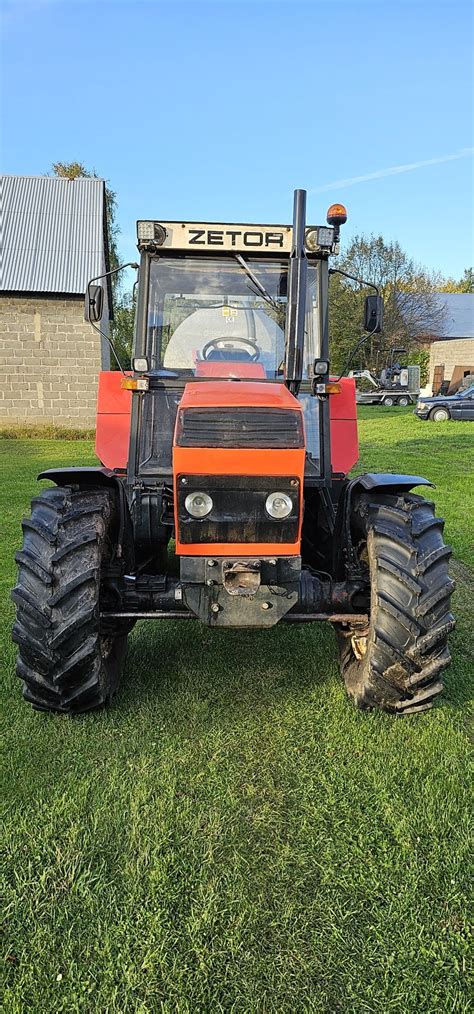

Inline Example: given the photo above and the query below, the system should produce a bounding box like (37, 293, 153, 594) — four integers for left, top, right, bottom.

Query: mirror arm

(85, 262, 139, 375)
(328, 267, 379, 295)
(86, 260, 139, 320)
(86, 261, 139, 295)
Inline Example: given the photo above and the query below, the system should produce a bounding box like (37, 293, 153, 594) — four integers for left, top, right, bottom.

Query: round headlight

(153, 223, 167, 245)
(305, 229, 319, 251)
(184, 492, 213, 518)
(265, 492, 293, 520)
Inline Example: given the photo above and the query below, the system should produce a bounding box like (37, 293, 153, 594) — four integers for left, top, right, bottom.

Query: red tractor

(12, 191, 454, 715)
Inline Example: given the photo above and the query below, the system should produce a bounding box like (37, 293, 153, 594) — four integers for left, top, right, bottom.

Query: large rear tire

(12, 486, 130, 714)
(337, 492, 455, 714)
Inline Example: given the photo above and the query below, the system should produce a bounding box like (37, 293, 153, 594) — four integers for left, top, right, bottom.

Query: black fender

(38, 467, 133, 568)
(348, 472, 434, 493)
(333, 472, 434, 579)
(38, 466, 125, 488)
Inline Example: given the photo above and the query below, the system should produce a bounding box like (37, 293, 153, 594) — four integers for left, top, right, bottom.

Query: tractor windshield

(146, 255, 321, 380)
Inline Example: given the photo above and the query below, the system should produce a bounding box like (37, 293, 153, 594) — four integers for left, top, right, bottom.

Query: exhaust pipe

(284, 189, 308, 396)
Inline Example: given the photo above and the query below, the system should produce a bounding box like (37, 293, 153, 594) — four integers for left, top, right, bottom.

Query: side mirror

(364, 294, 384, 334)
(84, 284, 104, 323)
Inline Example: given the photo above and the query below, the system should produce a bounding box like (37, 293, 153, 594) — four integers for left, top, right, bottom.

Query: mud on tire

(12, 485, 130, 714)
(337, 493, 455, 715)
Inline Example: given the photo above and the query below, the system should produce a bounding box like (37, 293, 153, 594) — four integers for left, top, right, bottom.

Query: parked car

(415, 384, 474, 421)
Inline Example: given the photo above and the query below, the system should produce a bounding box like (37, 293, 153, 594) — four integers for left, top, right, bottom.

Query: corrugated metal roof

(433, 292, 474, 339)
(0, 175, 108, 294)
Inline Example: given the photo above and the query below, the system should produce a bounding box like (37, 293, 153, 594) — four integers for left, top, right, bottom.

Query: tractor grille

(176, 408, 304, 449)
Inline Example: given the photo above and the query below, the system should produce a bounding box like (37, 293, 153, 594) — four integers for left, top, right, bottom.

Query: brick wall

(0, 295, 110, 426)
(429, 338, 474, 388)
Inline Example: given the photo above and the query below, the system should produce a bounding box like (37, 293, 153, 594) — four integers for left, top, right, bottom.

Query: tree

(52, 161, 120, 291)
(405, 348, 430, 387)
(328, 234, 448, 374)
(439, 267, 474, 293)
(110, 293, 135, 370)
(328, 271, 366, 374)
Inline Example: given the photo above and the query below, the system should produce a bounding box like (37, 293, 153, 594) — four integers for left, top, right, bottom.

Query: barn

(0, 175, 112, 427)
(428, 292, 474, 394)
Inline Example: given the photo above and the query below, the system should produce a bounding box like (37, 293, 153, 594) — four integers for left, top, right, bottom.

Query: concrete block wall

(0, 295, 110, 426)
(429, 338, 474, 384)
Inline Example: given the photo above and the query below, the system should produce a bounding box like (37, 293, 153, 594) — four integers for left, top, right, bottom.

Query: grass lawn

(1, 408, 472, 1013)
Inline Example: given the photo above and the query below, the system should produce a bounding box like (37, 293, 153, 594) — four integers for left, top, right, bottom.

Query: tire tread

(11, 486, 127, 714)
(338, 492, 454, 714)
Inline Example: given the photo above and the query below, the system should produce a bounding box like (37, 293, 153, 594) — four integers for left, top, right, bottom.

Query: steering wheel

(201, 337, 261, 362)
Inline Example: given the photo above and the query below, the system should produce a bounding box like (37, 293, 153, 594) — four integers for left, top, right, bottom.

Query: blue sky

(1, 0, 473, 279)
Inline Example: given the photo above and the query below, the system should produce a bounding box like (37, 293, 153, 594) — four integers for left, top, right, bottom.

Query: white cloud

(309, 148, 474, 194)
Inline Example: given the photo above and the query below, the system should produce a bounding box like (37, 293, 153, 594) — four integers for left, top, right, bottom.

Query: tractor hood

(172, 380, 306, 557)
(173, 380, 305, 451)
(177, 380, 302, 413)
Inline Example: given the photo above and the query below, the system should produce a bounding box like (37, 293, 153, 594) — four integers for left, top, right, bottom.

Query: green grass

(1, 409, 472, 1013)
(0, 423, 96, 440)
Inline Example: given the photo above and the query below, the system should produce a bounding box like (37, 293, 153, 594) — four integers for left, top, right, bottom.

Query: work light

(132, 357, 149, 373)
(305, 227, 334, 251)
(136, 221, 167, 244)
(314, 359, 329, 376)
(316, 226, 334, 248)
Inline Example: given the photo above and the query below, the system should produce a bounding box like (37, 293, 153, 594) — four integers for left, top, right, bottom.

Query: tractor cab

(95, 200, 358, 488)
(124, 219, 354, 481)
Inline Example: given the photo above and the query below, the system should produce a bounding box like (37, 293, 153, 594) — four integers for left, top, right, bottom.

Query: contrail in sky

(309, 147, 474, 194)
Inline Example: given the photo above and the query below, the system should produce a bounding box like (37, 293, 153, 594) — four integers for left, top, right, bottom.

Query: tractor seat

(194, 360, 266, 379)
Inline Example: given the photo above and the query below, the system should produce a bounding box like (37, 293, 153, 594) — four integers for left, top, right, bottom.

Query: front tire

(382, 396, 394, 407)
(430, 406, 450, 422)
(398, 395, 410, 407)
(12, 486, 129, 714)
(337, 493, 455, 714)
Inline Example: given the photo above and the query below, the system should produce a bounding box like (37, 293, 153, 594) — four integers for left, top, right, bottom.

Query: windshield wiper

(235, 255, 281, 318)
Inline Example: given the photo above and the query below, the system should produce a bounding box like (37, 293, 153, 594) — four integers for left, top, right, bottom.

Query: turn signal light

(121, 377, 149, 391)
(313, 382, 341, 394)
